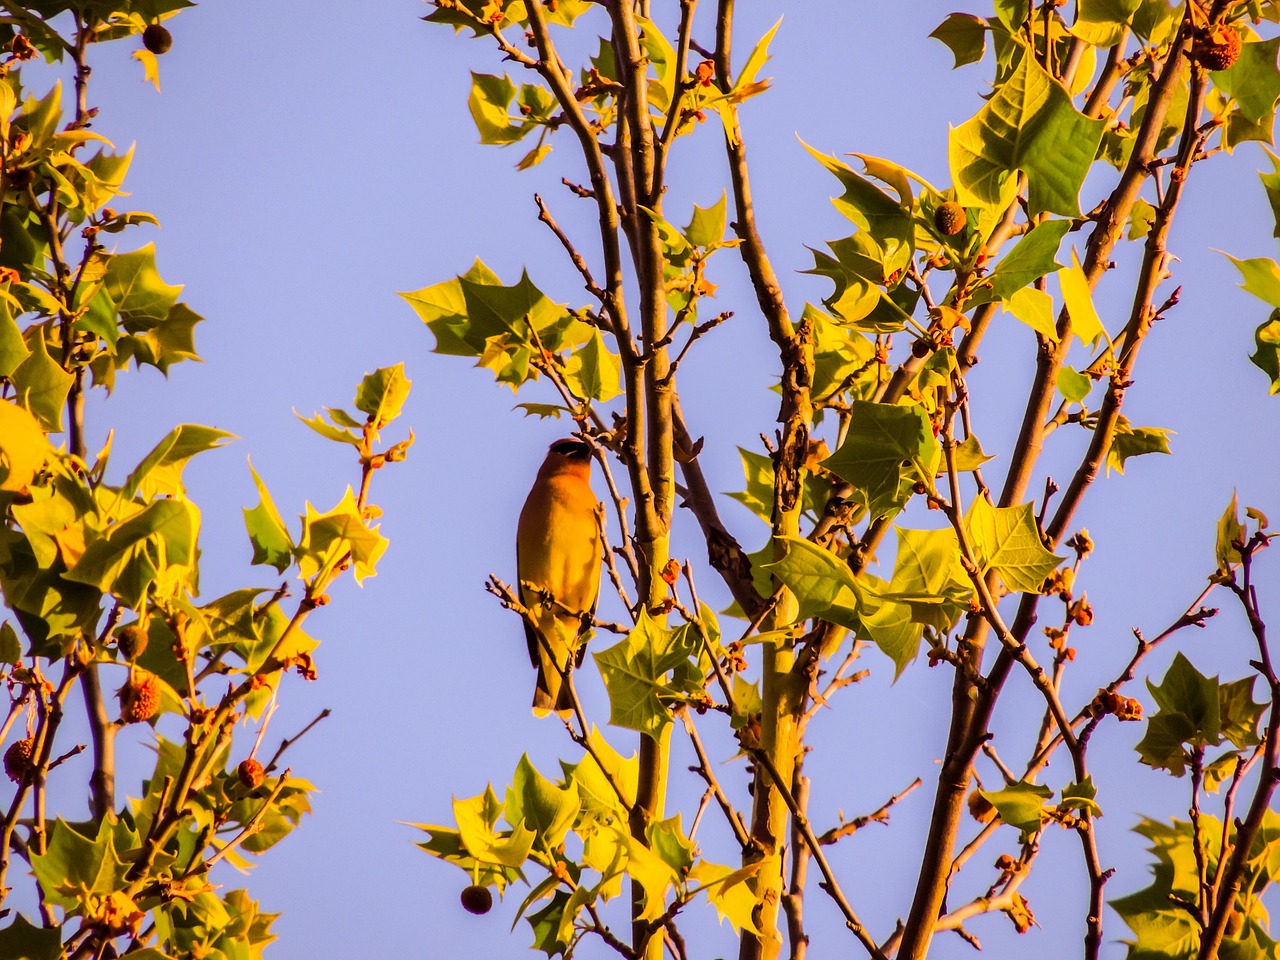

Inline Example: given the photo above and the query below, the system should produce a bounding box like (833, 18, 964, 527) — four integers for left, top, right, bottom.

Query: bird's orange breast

(516, 473, 601, 617)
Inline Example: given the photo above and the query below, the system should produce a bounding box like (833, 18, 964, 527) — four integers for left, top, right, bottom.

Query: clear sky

(24, 1, 1280, 957)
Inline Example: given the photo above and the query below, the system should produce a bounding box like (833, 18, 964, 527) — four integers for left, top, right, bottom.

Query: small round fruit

(115, 624, 148, 662)
(1191, 25, 1241, 71)
(120, 673, 160, 724)
(460, 885, 493, 915)
(237, 758, 265, 790)
(142, 23, 172, 55)
(934, 201, 966, 237)
(4, 738, 35, 784)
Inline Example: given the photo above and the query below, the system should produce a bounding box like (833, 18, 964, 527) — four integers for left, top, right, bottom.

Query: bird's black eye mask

(549, 438, 591, 460)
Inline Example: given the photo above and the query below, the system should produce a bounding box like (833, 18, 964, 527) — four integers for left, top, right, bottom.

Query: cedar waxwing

(516, 438, 602, 716)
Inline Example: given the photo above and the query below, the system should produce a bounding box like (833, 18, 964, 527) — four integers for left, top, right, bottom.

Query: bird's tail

(530, 612, 580, 718)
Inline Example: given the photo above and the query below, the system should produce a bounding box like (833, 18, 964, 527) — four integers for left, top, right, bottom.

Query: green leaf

(688, 858, 768, 935)
(1111, 819, 1205, 955)
(1131, 0, 1178, 44)
(243, 461, 293, 574)
(506, 755, 579, 851)
(1106, 418, 1173, 475)
(1071, 0, 1142, 47)
(354, 363, 411, 429)
(881, 526, 971, 631)
(1225, 254, 1280, 308)
(1212, 36, 1280, 124)
(685, 194, 727, 248)
(593, 610, 696, 739)
(727, 447, 775, 524)
(980, 780, 1053, 833)
(30, 818, 127, 909)
(733, 17, 782, 91)
(822, 400, 940, 521)
(1217, 492, 1246, 572)
(11, 329, 73, 432)
(0, 296, 28, 377)
(965, 496, 1064, 594)
(122, 424, 235, 500)
(296, 409, 360, 447)
(63, 498, 199, 607)
(453, 786, 535, 869)
(1147, 652, 1223, 747)
(1057, 366, 1093, 403)
(759, 537, 861, 628)
(1127, 195, 1157, 240)
(526, 890, 573, 957)
(623, 826, 679, 921)
(1057, 249, 1107, 345)
(952, 433, 996, 471)
(1060, 777, 1103, 817)
(805, 144, 915, 284)
(104, 243, 182, 325)
(514, 402, 569, 420)
(649, 815, 695, 874)
(1249, 312, 1280, 393)
(562, 328, 622, 402)
(468, 72, 528, 145)
(0, 914, 61, 960)
(930, 12, 988, 68)
(1219, 676, 1265, 749)
(949, 53, 1105, 216)
(974, 219, 1070, 304)
(1003, 287, 1057, 340)
(0, 622, 21, 663)
(297, 488, 387, 585)
(562, 726, 637, 815)
(856, 577, 925, 677)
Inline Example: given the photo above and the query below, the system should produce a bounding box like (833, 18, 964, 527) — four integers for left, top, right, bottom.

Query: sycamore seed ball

(934, 201, 966, 237)
(237, 758, 265, 790)
(142, 23, 172, 55)
(120, 673, 160, 724)
(1191, 25, 1241, 71)
(460, 885, 493, 915)
(3, 738, 35, 783)
(115, 624, 147, 662)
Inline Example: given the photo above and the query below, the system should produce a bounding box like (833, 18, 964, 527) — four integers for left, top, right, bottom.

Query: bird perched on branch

(516, 438, 602, 717)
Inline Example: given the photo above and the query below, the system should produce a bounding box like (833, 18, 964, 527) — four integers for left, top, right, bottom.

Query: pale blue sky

(21, 2, 1280, 957)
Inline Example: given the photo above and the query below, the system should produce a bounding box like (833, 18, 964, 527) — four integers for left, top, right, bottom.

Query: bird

(516, 437, 602, 717)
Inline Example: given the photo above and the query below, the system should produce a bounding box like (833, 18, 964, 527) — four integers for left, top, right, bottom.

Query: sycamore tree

(408, 2, 1280, 960)
(0, 4, 411, 959)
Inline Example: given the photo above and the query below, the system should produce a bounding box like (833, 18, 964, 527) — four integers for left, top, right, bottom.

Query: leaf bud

(9, 34, 35, 61)
(660, 558, 680, 586)
(967, 789, 996, 823)
(1067, 595, 1093, 627)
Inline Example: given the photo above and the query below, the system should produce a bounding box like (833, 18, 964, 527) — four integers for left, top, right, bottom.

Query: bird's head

(540, 437, 593, 478)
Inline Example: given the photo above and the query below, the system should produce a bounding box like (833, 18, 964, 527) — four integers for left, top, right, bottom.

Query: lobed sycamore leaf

(980, 780, 1053, 834)
(822, 400, 939, 521)
(949, 54, 1104, 216)
(965, 497, 1063, 594)
(243, 460, 293, 574)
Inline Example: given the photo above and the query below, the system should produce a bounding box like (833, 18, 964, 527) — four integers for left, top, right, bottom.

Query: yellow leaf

(0, 399, 50, 492)
(131, 49, 161, 92)
(1057, 249, 1107, 346)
